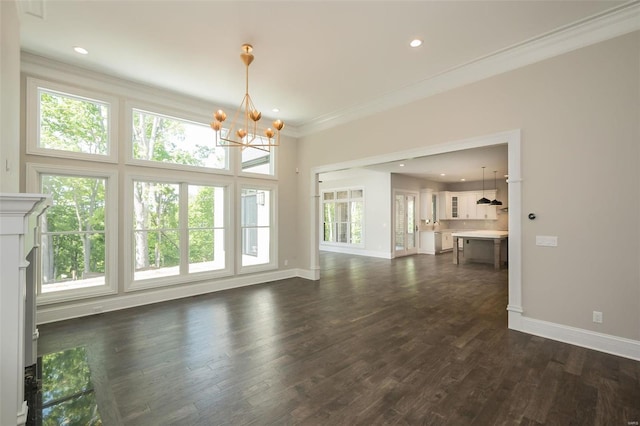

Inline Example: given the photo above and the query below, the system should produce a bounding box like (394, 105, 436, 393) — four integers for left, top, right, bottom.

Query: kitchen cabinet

(419, 231, 440, 254)
(476, 198, 497, 220)
(441, 231, 453, 250)
(439, 190, 497, 220)
(420, 189, 438, 222)
(420, 230, 464, 254)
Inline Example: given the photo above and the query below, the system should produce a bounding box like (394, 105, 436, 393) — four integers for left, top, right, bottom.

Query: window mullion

(179, 182, 188, 275)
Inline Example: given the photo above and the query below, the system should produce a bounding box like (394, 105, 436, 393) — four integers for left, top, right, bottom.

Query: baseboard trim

(37, 268, 308, 324)
(319, 245, 392, 259)
(296, 268, 319, 281)
(513, 315, 640, 361)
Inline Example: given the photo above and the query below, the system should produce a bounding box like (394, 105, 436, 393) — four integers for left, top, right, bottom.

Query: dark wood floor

(38, 252, 640, 425)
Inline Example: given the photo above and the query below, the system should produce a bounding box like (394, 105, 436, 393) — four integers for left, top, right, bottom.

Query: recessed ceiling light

(399, 163, 405, 167)
(410, 39, 423, 48)
(73, 46, 89, 55)
(461, 178, 466, 181)
(272, 108, 280, 113)
(440, 173, 446, 177)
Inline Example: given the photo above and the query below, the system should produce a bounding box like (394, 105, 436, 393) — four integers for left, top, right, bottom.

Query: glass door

(394, 191, 418, 257)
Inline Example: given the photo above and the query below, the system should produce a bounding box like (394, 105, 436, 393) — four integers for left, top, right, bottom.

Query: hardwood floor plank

(35, 252, 640, 425)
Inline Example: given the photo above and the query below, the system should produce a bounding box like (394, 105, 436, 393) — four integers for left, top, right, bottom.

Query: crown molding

(297, 1, 640, 137)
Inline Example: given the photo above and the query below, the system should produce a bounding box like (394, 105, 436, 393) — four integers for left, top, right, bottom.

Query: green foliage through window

(323, 188, 364, 245)
(133, 181, 226, 280)
(41, 175, 106, 287)
(132, 109, 226, 169)
(39, 89, 109, 155)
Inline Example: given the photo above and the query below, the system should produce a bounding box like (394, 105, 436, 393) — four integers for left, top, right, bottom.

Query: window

(27, 164, 118, 303)
(27, 78, 117, 162)
(188, 185, 226, 273)
(240, 187, 274, 268)
(129, 178, 229, 289)
(131, 108, 227, 171)
(132, 181, 181, 281)
(26, 75, 280, 304)
(241, 144, 275, 176)
(323, 188, 364, 245)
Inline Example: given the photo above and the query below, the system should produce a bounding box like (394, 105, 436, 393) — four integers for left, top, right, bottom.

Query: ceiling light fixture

(210, 44, 284, 151)
(73, 46, 88, 55)
(410, 39, 423, 48)
(490, 170, 503, 206)
(477, 167, 491, 205)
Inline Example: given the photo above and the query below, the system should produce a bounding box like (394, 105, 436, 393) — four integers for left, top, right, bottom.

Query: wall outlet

(592, 311, 603, 323)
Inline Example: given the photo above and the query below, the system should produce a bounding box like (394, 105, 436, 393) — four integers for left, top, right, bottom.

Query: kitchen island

(451, 230, 508, 270)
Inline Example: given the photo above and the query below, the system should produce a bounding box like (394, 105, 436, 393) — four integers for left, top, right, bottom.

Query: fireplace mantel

(0, 193, 49, 426)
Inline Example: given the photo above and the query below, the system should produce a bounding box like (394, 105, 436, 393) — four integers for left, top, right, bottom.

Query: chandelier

(210, 44, 284, 151)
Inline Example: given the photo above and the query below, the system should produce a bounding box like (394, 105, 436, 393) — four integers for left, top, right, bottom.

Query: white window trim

(236, 144, 278, 180)
(124, 100, 233, 176)
(124, 173, 234, 292)
(320, 187, 365, 248)
(26, 77, 119, 163)
(26, 162, 119, 304)
(237, 180, 278, 275)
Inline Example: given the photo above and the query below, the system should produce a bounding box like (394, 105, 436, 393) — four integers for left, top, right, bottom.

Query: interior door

(394, 191, 418, 257)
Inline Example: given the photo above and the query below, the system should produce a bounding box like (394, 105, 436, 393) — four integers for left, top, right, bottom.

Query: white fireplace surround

(0, 193, 49, 426)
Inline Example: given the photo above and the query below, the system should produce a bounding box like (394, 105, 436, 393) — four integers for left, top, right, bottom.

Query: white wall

(298, 33, 640, 346)
(319, 169, 391, 258)
(0, 0, 20, 192)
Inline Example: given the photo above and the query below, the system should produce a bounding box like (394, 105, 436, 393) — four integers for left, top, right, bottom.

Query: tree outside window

(41, 175, 106, 292)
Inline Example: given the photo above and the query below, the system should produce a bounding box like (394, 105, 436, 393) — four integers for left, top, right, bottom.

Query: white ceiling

(364, 144, 508, 183)
(17, 0, 632, 181)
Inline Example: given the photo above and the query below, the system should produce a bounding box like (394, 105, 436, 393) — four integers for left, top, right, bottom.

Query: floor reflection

(28, 346, 102, 426)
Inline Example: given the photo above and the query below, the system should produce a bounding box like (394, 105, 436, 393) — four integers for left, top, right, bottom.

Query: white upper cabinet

(420, 189, 438, 222)
(439, 190, 497, 220)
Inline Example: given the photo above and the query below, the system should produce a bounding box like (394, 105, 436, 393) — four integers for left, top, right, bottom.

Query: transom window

(131, 108, 227, 170)
(27, 78, 118, 162)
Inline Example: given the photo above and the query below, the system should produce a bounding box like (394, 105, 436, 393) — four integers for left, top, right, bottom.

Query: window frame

(26, 162, 119, 304)
(26, 77, 119, 163)
(124, 101, 232, 175)
(237, 181, 278, 274)
(236, 143, 278, 180)
(321, 187, 365, 247)
(124, 172, 234, 292)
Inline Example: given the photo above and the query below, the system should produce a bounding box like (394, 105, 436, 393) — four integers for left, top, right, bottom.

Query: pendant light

(490, 170, 503, 206)
(477, 167, 491, 205)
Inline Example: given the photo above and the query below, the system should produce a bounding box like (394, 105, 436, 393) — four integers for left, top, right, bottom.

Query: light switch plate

(536, 235, 558, 247)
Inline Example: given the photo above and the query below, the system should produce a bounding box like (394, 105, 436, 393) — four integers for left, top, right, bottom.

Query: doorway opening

(310, 129, 523, 329)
